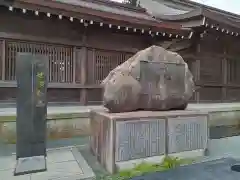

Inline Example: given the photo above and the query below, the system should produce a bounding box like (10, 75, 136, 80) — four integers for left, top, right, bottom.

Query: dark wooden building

(2, 0, 239, 104)
(140, 0, 240, 102)
(0, 0, 191, 105)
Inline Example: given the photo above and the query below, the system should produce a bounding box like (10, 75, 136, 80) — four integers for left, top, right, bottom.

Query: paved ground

(0, 137, 89, 156)
(1, 103, 240, 179)
(207, 136, 240, 159)
(0, 147, 95, 180)
(131, 158, 240, 180)
(0, 103, 240, 116)
(1, 136, 240, 180)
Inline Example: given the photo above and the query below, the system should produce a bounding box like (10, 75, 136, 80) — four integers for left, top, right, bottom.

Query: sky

(112, 0, 240, 15)
(193, 0, 240, 14)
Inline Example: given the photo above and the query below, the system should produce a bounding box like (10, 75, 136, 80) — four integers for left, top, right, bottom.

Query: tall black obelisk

(14, 53, 48, 176)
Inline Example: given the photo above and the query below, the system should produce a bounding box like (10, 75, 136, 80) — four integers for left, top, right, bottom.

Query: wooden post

(194, 37, 201, 103)
(1, 40, 5, 80)
(80, 46, 87, 105)
(72, 47, 76, 84)
(195, 59, 200, 103)
(222, 48, 227, 102)
(80, 28, 88, 105)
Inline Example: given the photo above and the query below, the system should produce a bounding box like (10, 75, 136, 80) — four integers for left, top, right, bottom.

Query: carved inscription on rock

(113, 86, 131, 105)
(165, 63, 185, 96)
(115, 119, 166, 162)
(34, 60, 48, 108)
(140, 61, 165, 95)
(168, 116, 208, 154)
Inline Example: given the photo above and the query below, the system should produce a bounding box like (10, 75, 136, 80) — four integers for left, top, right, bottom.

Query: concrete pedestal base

(14, 156, 46, 176)
(90, 110, 209, 173)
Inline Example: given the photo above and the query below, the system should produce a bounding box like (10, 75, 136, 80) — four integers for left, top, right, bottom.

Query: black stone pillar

(14, 53, 48, 175)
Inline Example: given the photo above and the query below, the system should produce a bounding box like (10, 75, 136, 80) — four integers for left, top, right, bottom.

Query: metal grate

(5, 41, 74, 83)
(87, 49, 132, 84)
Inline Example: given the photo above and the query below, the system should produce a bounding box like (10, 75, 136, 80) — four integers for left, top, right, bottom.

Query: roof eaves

(168, 0, 240, 21)
(154, 8, 203, 21)
(14, 0, 187, 32)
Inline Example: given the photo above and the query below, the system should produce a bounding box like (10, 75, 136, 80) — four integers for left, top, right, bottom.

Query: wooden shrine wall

(1, 6, 240, 104)
(0, 7, 149, 104)
(180, 31, 240, 103)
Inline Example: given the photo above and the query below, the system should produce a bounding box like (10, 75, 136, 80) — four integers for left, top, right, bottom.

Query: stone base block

(14, 156, 46, 176)
(90, 110, 208, 173)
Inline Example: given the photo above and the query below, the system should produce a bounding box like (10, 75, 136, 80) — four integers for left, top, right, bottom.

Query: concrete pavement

(0, 147, 95, 180)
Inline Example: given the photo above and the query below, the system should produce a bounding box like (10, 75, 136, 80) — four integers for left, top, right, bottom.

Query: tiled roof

(152, 0, 240, 21)
(140, 0, 240, 35)
(3, 0, 191, 36)
(54, 0, 156, 22)
(139, 0, 188, 17)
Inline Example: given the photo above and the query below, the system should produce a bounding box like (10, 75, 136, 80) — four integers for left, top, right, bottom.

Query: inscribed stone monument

(102, 45, 195, 113)
(14, 53, 48, 176)
(115, 118, 166, 161)
(167, 115, 208, 154)
(90, 110, 208, 173)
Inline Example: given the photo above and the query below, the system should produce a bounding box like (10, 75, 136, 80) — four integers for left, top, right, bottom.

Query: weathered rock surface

(102, 45, 195, 113)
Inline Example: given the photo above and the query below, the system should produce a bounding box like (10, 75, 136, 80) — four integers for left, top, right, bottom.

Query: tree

(123, 0, 141, 7)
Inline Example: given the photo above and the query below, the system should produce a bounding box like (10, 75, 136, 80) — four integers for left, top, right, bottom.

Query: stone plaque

(167, 115, 208, 154)
(165, 63, 185, 96)
(140, 61, 165, 95)
(115, 119, 166, 162)
(16, 53, 48, 159)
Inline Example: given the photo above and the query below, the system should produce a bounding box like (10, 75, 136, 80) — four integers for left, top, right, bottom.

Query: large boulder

(102, 45, 195, 113)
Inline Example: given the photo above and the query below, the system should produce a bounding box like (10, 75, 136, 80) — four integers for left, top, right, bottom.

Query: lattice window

(88, 49, 132, 84)
(228, 58, 240, 84)
(5, 41, 74, 83)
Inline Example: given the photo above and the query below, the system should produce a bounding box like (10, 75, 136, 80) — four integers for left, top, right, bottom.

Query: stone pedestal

(90, 110, 208, 173)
